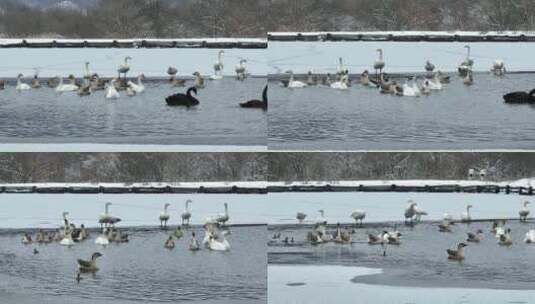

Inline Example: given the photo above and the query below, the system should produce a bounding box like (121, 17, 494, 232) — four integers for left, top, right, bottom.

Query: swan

(118, 56, 132, 79)
(498, 228, 513, 246)
(208, 233, 230, 251)
(504, 89, 535, 104)
(524, 230, 535, 243)
(330, 73, 349, 90)
(78, 79, 92, 96)
(402, 77, 421, 97)
(167, 66, 178, 81)
(164, 236, 175, 249)
(16, 74, 31, 91)
(438, 220, 452, 232)
(491, 59, 506, 76)
(374, 49, 385, 79)
(360, 70, 370, 86)
(215, 203, 229, 225)
(55, 76, 79, 92)
(189, 232, 200, 251)
(333, 223, 351, 244)
(210, 50, 224, 80)
(235, 59, 247, 80)
(436, 70, 451, 83)
(458, 45, 473, 76)
(414, 206, 427, 222)
(59, 230, 75, 246)
(461, 204, 473, 222)
(463, 70, 474, 86)
(306, 71, 317, 86)
(368, 233, 384, 245)
(240, 85, 267, 110)
(404, 200, 417, 223)
(286, 70, 306, 88)
(181, 199, 192, 225)
(426, 73, 443, 90)
(193, 71, 205, 89)
(159, 203, 171, 229)
(323, 73, 333, 86)
(316, 209, 327, 225)
(83, 61, 91, 80)
(22, 233, 32, 244)
(78, 252, 102, 273)
(93, 229, 108, 245)
(384, 230, 402, 245)
(425, 60, 435, 73)
(126, 85, 136, 97)
(447, 243, 467, 260)
(520, 201, 530, 222)
(165, 87, 199, 107)
(99, 202, 121, 228)
(467, 229, 484, 243)
(127, 74, 145, 94)
(350, 210, 366, 226)
(105, 79, 120, 99)
(296, 211, 307, 224)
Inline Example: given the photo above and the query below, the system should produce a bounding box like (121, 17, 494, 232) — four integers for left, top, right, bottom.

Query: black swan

(503, 89, 535, 104)
(166, 87, 199, 107)
(240, 85, 267, 110)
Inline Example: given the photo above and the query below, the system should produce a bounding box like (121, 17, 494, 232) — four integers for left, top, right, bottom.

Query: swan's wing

(446, 249, 457, 256)
(77, 259, 92, 268)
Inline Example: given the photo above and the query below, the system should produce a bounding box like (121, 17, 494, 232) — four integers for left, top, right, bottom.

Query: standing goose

(461, 204, 473, 223)
(127, 74, 145, 94)
(240, 85, 267, 110)
(99, 202, 121, 228)
(350, 210, 366, 226)
(447, 243, 467, 261)
(159, 203, 171, 229)
(181, 200, 192, 225)
(189, 232, 200, 251)
(165, 87, 199, 107)
(519, 201, 530, 222)
(211, 50, 225, 80)
(374, 49, 385, 81)
(296, 212, 307, 224)
(215, 203, 229, 225)
(16, 74, 31, 91)
(117, 56, 132, 80)
(235, 59, 247, 80)
(78, 252, 103, 273)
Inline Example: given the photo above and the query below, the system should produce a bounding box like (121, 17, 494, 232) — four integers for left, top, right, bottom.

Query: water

(0, 225, 267, 303)
(268, 73, 535, 150)
(0, 78, 266, 146)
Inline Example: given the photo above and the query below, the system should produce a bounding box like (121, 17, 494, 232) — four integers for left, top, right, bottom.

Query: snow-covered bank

(0, 144, 267, 153)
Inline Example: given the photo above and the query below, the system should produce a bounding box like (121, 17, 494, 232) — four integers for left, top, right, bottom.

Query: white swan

(99, 202, 121, 227)
(350, 210, 366, 225)
(402, 77, 421, 97)
(59, 212, 74, 246)
(210, 50, 224, 80)
(461, 204, 473, 222)
(336, 57, 345, 76)
(215, 203, 229, 225)
(16, 74, 31, 91)
(55, 76, 79, 92)
(181, 199, 192, 225)
(316, 209, 327, 225)
(235, 59, 247, 80)
(296, 211, 307, 224)
(374, 49, 385, 77)
(127, 74, 145, 94)
(330, 74, 349, 90)
(404, 200, 417, 223)
(524, 230, 535, 243)
(520, 201, 530, 222)
(208, 233, 230, 251)
(105, 79, 120, 99)
(426, 74, 443, 90)
(118, 56, 132, 78)
(491, 59, 506, 76)
(84, 62, 91, 79)
(189, 232, 200, 251)
(286, 71, 306, 88)
(95, 229, 110, 246)
(458, 45, 473, 76)
(159, 203, 170, 228)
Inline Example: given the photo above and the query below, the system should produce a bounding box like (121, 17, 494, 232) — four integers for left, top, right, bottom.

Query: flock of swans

(20, 201, 233, 276)
(285, 199, 534, 261)
(280, 45, 507, 98)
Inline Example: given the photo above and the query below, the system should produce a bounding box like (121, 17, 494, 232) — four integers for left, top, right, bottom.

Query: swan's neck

(105, 204, 109, 215)
(164, 205, 168, 213)
(224, 204, 228, 216)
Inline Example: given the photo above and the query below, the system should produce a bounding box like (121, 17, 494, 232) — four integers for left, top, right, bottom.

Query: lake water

(0, 78, 266, 146)
(268, 73, 535, 150)
(0, 225, 267, 304)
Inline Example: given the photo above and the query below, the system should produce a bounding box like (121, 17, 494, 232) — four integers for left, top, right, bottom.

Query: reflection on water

(0, 78, 266, 146)
(268, 73, 535, 150)
(0, 226, 266, 303)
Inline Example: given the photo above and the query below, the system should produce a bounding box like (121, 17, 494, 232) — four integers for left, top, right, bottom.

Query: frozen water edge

(0, 143, 267, 152)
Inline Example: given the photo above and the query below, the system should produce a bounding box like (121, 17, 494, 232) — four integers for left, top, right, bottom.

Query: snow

(268, 31, 535, 37)
(0, 181, 267, 189)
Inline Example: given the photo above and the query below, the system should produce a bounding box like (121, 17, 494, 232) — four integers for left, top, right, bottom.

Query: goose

(189, 232, 200, 251)
(458, 45, 474, 76)
(404, 200, 417, 223)
(424, 74, 443, 90)
(181, 200, 192, 225)
(333, 223, 351, 244)
(463, 70, 474, 86)
(31, 72, 41, 88)
(467, 229, 484, 243)
(519, 201, 530, 222)
(286, 70, 306, 88)
(235, 59, 247, 80)
(498, 228, 513, 246)
(447, 243, 467, 261)
(99, 202, 121, 228)
(306, 71, 317, 86)
(240, 85, 267, 110)
(78, 252, 102, 273)
(109, 228, 129, 243)
(350, 210, 366, 226)
(215, 203, 229, 225)
(316, 209, 327, 225)
(436, 71, 450, 83)
(360, 70, 370, 86)
(56, 76, 79, 92)
(117, 56, 132, 79)
(296, 212, 307, 224)
(384, 231, 402, 245)
(425, 60, 435, 73)
(0, 80, 5, 90)
(174, 226, 184, 239)
(164, 236, 175, 249)
(16, 74, 31, 91)
(461, 204, 473, 223)
(374, 49, 385, 80)
(167, 66, 178, 81)
(402, 77, 421, 97)
(159, 203, 171, 229)
(323, 73, 333, 86)
(492, 220, 506, 237)
(368, 232, 384, 245)
(22, 233, 32, 244)
(127, 74, 145, 94)
(193, 72, 205, 89)
(89, 74, 106, 91)
(504, 89, 535, 104)
(105, 79, 120, 99)
(210, 50, 224, 80)
(47, 77, 60, 88)
(77, 79, 92, 96)
(491, 59, 506, 76)
(78, 224, 88, 241)
(165, 87, 199, 107)
(524, 230, 535, 243)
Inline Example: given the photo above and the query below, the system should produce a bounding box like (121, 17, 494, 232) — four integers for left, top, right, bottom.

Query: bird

(33, 248, 39, 255)
(458, 45, 474, 76)
(467, 229, 484, 243)
(240, 85, 267, 110)
(316, 210, 327, 225)
(296, 212, 307, 224)
(159, 203, 171, 229)
(165, 87, 199, 107)
(350, 210, 366, 226)
(181, 200, 192, 226)
(215, 203, 229, 225)
(189, 232, 200, 251)
(360, 70, 370, 86)
(167, 66, 178, 81)
(519, 201, 530, 222)
(491, 59, 506, 76)
(31, 70, 41, 88)
(164, 236, 175, 249)
(498, 228, 513, 246)
(117, 56, 132, 80)
(461, 204, 473, 222)
(447, 243, 467, 261)
(99, 202, 121, 228)
(235, 59, 248, 80)
(524, 230, 535, 243)
(374, 49, 385, 80)
(210, 50, 225, 80)
(105, 79, 120, 99)
(77, 252, 103, 273)
(504, 89, 535, 104)
(425, 60, 435, 73)
(193, 71, 205, 89)
(0, 79, 5, 90)
(127, 74, 145, 94)
(286, 70, 306, 88)
(16, 74, 31, 91)
(22, 233, 32, 244)
(463, 70, 474, 86)
(404, 200, 417, 224)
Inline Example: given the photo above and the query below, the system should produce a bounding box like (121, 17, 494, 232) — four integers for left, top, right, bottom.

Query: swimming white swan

(99, 202, 121, 228)
(296, 212, 307, 224)
(16, 74, 31, 91)
(210, 50, 224, 80)
(524, 230, 535, 243)
(95, 228, 110, 246)
(127, 74, 145, 94)
(202, 218, 230, 251)
(330, 73, 349, 90)
(105, 79, 120, 99)
(402, 77, 421, 97)
(55, 76, 79, 92)
(520, 201, 530, 222)
(286, 70, 306, 88)
(424, 73, 443, 90)
(461, 204, 473, 222)
(159, 203, 171, 228)
(498, 228, 513, 246)
(235, 59, 247, 80)
(350, 210, 366, 225)
(215, 203, 229, 225)
(181, 199, 192, 225)
(189, 232, 200, 251)
(59, 212, 74, 246)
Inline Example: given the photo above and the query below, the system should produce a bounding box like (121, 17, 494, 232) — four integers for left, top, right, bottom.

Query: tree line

(0, 0, 534, 38)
